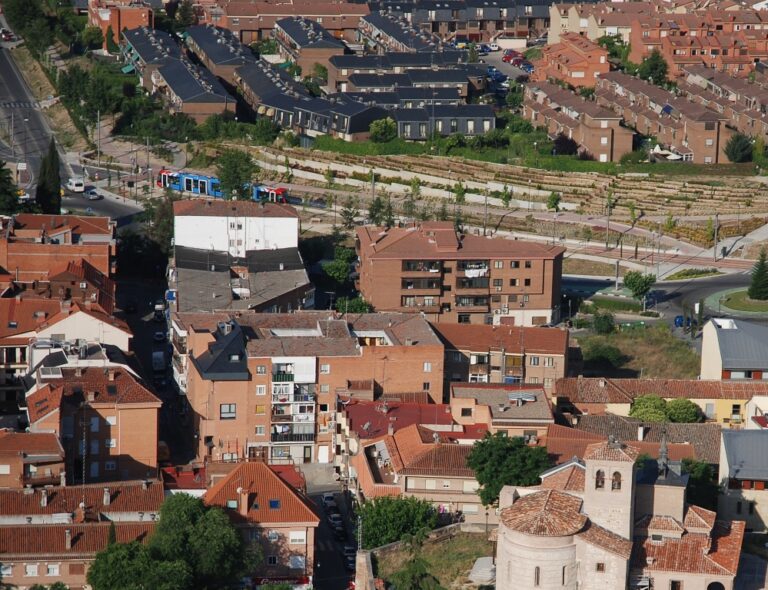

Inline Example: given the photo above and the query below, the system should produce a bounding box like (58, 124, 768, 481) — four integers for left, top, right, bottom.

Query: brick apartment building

(203, 462, 319, 582)
(0, 431, 65, 489)
(199, 0, 369, 44)
(184, 25, 256, 85)
(172, 311, 444, 466)
(355, 223, 564, 327)
(596, 71, 734, 163)
(0, 214, 116, 283)
(548, 2, 654, 45)
(88, 0, 153, 49)
(25, 366, 161, 483)
(523, 81, 634, 162)
(431, 322, 569, 393)
(531, 32, 609, 88)
(274, 17, 346, 75)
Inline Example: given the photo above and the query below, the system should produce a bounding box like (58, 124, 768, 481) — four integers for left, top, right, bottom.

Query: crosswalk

(0, 100, 39, 109)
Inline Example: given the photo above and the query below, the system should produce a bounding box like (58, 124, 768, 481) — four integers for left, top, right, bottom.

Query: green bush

(592, 311, 616, 334)
(582, 341, 625, 367)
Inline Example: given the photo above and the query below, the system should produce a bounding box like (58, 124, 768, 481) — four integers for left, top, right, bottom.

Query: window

(534, 566, 540, 586)
(600, 137, 608, 145)
(651, 534, 663, 541)
(0, 565, 11, 577)
(494, 261, 503, 269)
(426, 479, 436, 490)
(706, 138, 714, 146)
(268, 530, 279, 542)
(290, 556, 306, 570)
(25, 564, 38, 577)
(320, 364, 330, 374)
(423, 382, 431, 391)
(544, 377, 553, 389)
(290, 531, 307, 544)
(268, 556, 278, 566)
(510, 261, 520, 268)
(90, 417, 99, 432)
(255, 405, 266, 415)
(458, 314, 470, 324)
(106, 439, 116, 448)
(220, 404, 236, 420)
(596, 563, 605, 573)
(525, 261, 532, 268)
(510, 278, 519, 286)
(595, 470, 605, 489)
(90, 439, 99, 454)
(256, 365, 267, 374)
(0, 464, 10, 475)
(530, 356, 540, 366)
(423, 362, 432, 373)
(105, 460, 116, 471)
(524, 278, 531, 287)
(106, 416, 117, 426)
(612, 471, 622, 490)
(256, 385, 266, 396)
(670, 582, 682, 590)
(320, 384, 330, 393)
(461, 408, 473, 417)
(256, 426, 265, 435)
(269, 499, 281, 509)
(46, 564, 60, 576)
(543, 357, 554, 368)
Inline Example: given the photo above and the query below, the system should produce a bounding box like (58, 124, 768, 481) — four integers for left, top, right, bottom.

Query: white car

(86, 189, 101, 201)
(489, 43, 500, 51)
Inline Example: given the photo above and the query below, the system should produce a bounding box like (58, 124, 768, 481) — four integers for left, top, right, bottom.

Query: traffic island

(707, 288, 768, 316)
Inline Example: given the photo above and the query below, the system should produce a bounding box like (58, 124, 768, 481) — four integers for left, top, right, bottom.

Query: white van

(65, 177, 85, 193)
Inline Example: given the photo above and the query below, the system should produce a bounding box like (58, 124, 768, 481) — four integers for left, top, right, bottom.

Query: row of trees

(629, 394, 703, 423)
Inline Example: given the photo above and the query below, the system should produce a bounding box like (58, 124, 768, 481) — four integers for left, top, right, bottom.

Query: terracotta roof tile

(0, 431, 63, 456)
(500, 490, 586, 536)
(12, 214, 112, 236)
(684, 504, 717, 531)
(556, 377, 768, 402)
(0, 480, 163, 516)
(583, 440, 639, 462)
(432, 323, 568, 356)
(539, 464, 586, 492)
(0, 522, 155, 557)
(343, 399, 453, 440)
(635, 514, 685, 533)
(578, 520, 633, 558)
(173, 199, 299, 218)
(203, 462, 320, 525)
(26, 367, 161, 423)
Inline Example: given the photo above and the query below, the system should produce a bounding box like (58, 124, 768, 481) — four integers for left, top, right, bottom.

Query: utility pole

(96, 109, 101, 168)
(713, 213, 719, 262)
(10, 112, 14, 158)
(483, 194, 488, 236)
(605, 194, 612, 250)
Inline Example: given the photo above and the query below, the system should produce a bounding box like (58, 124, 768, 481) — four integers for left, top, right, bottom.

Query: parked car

(328, 513, 344, 528)
(486, 65, 498, 75)
(511, 56, 525, 67)
(343, 545, 356, 558)
(321, 492, 336, 507)
(153, 310, 165, 323)
(86, 189, 101, 201)
(674, 315, 696, 328)
(334, 527, 348, 541)
(153, 331, 166, 343)
(325, 499, 338, 511)
(489, 43, 500, 51)
(344, 555, 356, 571)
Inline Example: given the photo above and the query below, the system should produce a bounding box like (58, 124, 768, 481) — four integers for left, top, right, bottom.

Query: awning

(257, 105, 266, 115)
(121, 63, 135, 74)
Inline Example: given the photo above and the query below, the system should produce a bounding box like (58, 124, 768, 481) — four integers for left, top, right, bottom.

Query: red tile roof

(583, 440, 640, 462)
(578, 520, 633, 558)
(633, 521, 745, 576)
(556, 377, 768, 403)
(432, 322, 568, 355)
(635, 514, 686, 533)
(0, 431, 63, 456)
(500, 490, 587, 536)
(173, 199, 299, 218)
(684, 504, 717, 531)
(0, 522, 155, 557)
(342, 399, 453, 440)
(0, 480, 163, 516)
(47, 259, 117, 314)
(27, 367, 161, 423)
(11, 214, 113, 236)
(539, 464, 585, 492)
(161, 466, 207, 490)
(203, 462, 320, 525)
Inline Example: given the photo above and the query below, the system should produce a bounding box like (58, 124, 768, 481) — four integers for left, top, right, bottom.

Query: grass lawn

(375, 533, 493, 588)
(575, 324, 700, 378)
(664, 268, 723, 281)
(721, 290, 768, 312)
(563, 258, 627, 277)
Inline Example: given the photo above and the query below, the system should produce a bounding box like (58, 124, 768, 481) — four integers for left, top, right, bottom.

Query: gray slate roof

(158, 60, 233, 103)
(711, 319, 768, 370)
(722, 430, 768, 480)
(185, 25, 256, 66)
(276, 17, 345, 49)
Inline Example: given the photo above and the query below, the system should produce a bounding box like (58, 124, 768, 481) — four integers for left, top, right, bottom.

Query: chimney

(387, 422, 394, 436)
(637, 425, 648, 441)
(108, 369, 115, 382)
(41, 488, 48, 507)
(598, 379, 605, 388)
(84, 300, 92, 311)
(65, 528, 72, 550)
(60, 471, 66, 486)
(142, 480, 149, 491)
(103, 487, 111, 506)
(237, 487, 250, 517)
(75, 367, 83, 377)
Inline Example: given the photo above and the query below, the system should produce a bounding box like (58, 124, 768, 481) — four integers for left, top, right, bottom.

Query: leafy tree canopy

(637, 49, 668, 85)
(215, 149, 257, 199)
(0, 162, 20, 216)
(335, 295, 372, 313)
(340, 197, 359, 229)
(725, 133, 754, 163)
(466, 433, 551, 505)
(666, 398, 703, 423)
(629, 395, 702, 423)
(36, 138, 61, 214)
(682, 458, 719, 510)
(369, 117, 397, 143)
(623, 271, 656, 306)
(359, 496, 438, 549)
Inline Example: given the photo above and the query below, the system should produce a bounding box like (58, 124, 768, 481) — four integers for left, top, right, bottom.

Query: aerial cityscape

(5, 0, 768, 587)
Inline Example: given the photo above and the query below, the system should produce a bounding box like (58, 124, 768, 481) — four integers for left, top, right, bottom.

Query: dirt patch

(563, 257, 627, 277)
(10, 46, 88, 152)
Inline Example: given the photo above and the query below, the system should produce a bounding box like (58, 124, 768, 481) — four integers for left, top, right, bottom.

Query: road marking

(0, 100, 39, 109)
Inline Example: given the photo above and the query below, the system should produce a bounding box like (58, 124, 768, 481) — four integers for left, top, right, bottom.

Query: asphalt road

(0, 47, 53, 190)
(61, 188, 144, 226)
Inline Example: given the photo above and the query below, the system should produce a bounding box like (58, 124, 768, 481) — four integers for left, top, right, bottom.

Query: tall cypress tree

(749, 247, 768, 301)
(36, 138, 61, 214)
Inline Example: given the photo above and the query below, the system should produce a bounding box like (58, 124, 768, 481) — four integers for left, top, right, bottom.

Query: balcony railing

(273, 372, 294, 382)
(270, 433, 315, 443)
(272, 393, 315, 403)
(272, 413, 315, 423)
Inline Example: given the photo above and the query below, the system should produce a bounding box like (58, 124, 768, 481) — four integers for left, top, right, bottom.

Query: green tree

(88, 541, 192, 590)
(592, 311, 615, 335)
(36, 138, 61, 214)
(141, 190, 179, 256)
(468, 43, 479, 63)
(81, 26, 104, 49)
(0, 162, 20, 215)
(623, 271, 656, 310)
(666, 398, 702, 423)
(340, 197, 359, 229)
(466, 432, 552, 506)
(705, 217, 715, 243)
(368, 195, 385, 225)
(437, 200, 449, 221)
(453, 182, 466, 205)
(359, 496, 438, 549)
(390, 556, 445, 590)
(505, 86, 522, 109)
(215, 149, 257, 199)
(369, 117, 397, 143)
(176, 0, 196, 28)
(313, 63, 328, 83)
(335, 296, 372, 313)
(383, 197, 395, 227)
(410, 177, 421, 198)
(682, 458, 719, 511)
(725, 133, 753, 163)
(582, 341, 624, 368)
(749, 247, 768, 300)
(629, 395, 667, 422)
(547, 192, 561, 212)
(324, 167, 335, 188)
(664, 213, 676, 232)
(108, 520, 117, 546)
(637, 49, 668, 85)
(324, 258, 350, 285)
(105, 25, 119, 53)
(403, 193, 417, 220)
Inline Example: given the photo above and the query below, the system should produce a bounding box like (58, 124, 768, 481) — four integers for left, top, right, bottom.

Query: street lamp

(485, 508, 489, 535)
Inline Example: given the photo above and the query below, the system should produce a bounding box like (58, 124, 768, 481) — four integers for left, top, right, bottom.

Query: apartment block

(274, 17, 346, 75)
(173, 311, 444, 466)
(431, 322, 568, 392)
(203, 462, 319, 582)
(0, 214, 116, 282)
(360, 11, 442, 53)
(531, 32, 609, 88)
(523, 81, 633, 162)
(548, 2, 652, 45)
(184, 25, 256, 85)
(0, 431, 65, 489)
(596, 71, 733, 163)
(356, 222, 564, 326)
(25, 366, 161, 483)
(88, 0, 153, 49)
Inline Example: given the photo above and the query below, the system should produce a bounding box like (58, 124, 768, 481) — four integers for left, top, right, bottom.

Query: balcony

(402, 261, 442, 275)
(271, 432, 316, 443)
(273, 372, 294, 382)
